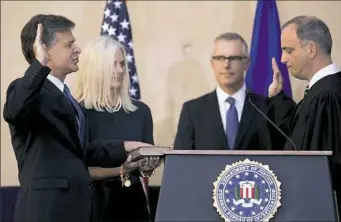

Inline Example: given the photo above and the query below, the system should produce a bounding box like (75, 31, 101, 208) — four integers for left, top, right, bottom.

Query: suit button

(88, 182, 93, 189)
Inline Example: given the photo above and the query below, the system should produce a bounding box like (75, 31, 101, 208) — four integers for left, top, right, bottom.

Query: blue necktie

(63, 85, 85, 147)
(225, 97, 239, 149)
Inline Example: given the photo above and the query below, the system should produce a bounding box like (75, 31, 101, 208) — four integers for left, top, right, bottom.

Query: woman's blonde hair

(74, 35, 137, 113)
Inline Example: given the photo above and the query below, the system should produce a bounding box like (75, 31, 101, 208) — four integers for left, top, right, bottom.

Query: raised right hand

(124, 141, 153, 152)
(268, 57, 283, 98)
(33, 23, 48, 66)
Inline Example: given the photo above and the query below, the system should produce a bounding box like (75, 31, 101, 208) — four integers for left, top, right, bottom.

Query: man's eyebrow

(282, 47, 294, 51)
(64, 40, 75, 45)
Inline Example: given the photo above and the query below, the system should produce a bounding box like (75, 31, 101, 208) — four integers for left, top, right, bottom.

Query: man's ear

(210, 58, 215, 69)
(306, 40, 317, 59)
(245, 57, 251, 69)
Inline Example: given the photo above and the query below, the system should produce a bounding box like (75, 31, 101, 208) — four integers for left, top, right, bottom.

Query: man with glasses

(174, 32, 276, 151)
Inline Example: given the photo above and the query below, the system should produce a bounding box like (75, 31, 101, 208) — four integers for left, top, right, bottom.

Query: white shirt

(309, 63, 341, 89)
(216, 84, 246, 132)
(47, 74, 65, 92)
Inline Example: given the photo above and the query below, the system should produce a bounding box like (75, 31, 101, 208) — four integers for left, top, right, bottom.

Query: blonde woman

(74, 36, 158, 222)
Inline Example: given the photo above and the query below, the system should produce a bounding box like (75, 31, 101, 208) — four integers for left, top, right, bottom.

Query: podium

(155, 150, 338, 221)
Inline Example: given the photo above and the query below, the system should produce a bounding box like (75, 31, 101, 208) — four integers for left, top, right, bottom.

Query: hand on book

(122, 155, 144, 174)
(138, 156, 163, 176)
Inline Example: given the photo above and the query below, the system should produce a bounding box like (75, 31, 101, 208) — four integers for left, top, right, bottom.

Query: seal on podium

(213, 159, 281, 222)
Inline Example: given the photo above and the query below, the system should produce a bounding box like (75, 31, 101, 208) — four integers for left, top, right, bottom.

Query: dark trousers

(91, 177, 150, 222)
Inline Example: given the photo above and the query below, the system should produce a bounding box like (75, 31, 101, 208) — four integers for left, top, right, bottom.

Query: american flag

(100, 0, 141, 99)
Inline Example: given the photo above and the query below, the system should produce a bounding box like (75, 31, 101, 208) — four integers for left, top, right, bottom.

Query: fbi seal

(213, 159, 281, 222)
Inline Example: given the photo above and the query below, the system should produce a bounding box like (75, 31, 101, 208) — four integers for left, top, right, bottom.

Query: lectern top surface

(163, 150, 332, 156)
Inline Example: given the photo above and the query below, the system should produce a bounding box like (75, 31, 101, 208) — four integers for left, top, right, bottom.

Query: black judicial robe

(268, 71, 341, 216)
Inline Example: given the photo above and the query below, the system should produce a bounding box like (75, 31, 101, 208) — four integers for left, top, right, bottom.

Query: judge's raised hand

(124, 141, 153, 152)
(268, 57, 283, 98)
(33, 23, 48, 66)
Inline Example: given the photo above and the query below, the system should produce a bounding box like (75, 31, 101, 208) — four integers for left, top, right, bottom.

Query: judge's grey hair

(282, 16, 332, 55)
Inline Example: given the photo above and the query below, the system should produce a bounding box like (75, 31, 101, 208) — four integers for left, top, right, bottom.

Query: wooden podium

(155, 150, 338, 221)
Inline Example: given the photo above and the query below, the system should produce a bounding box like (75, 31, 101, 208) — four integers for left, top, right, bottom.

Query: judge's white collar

(309, 63, 341, 89)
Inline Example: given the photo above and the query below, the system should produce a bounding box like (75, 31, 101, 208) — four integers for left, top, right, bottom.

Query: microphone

(247, 93, 297, 151)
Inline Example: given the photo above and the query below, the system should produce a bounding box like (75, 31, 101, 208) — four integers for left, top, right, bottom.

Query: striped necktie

(63, 85, 85, 147)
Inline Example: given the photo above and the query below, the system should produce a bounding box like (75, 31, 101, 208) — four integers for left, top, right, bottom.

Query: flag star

(252, 212, 256, 215)
(244, 172, 249, 176)
(101, 23, 109, 32)
(224, 190, 229, 194)
(226, 199, 230, 203)
(104, 8, 111, 18)
(236, 175, 240, 179)
(120, 19, 130, 30)
(254, 174, 258, 178)
(265, 198, 269, 202)
(100, 0, 140, 100)
(129, 87, 137, 96)
(260, 206, 264, 210)
(262, 180, 265, 184)
(108, 27, 116, 36)
(117, 33, 126, 42)
(114, 1, 122, 9)
(110, 13, 118, 23)
(265, 189, 269, 193)
(231, 207, 235, 211)
(131, 74, 139, 83)
(239, 211, 243, 215)
(228, 181, 232, 185)
(128, 41, 133, 49)
(126, 53, 133, 63)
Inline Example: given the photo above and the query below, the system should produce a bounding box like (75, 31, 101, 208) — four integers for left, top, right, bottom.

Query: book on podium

(129, 146, 170, 162)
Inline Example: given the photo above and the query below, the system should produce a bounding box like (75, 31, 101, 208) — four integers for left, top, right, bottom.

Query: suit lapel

(206, 91, 229, 149)
(42, 79, 83, 152)
(233, 93, 256, 149)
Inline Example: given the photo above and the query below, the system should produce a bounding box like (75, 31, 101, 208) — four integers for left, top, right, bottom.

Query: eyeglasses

(212, 55, 248, 62)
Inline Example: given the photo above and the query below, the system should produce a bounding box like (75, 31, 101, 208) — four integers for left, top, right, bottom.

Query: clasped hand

(122, 141, 163, 175)
(122, 155, 162, 177)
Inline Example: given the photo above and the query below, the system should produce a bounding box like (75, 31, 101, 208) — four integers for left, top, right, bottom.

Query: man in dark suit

(3, 14, 150, 222)
(174, 32, 276, 150)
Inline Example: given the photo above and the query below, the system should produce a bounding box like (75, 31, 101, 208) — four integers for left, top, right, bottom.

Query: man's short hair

(282, 16, 332, 55)
(21, 14, 75, 64)
(214, 32, 249, 55)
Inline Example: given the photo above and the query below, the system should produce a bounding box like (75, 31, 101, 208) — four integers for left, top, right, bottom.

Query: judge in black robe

(267, 15, 341, 219)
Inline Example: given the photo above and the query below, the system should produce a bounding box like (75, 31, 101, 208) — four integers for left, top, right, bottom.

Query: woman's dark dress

(86, 100, 154, 222)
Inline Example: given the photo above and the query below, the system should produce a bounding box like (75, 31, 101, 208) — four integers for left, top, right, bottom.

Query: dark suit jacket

(3, 60, 128, 222)
(174, 90, 273, 150)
